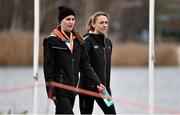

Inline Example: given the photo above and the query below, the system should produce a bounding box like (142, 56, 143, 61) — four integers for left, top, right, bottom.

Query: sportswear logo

(93, 45, 99, 49)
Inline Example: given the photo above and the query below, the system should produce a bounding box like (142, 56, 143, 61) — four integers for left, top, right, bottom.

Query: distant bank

(0, 30, 179, 66)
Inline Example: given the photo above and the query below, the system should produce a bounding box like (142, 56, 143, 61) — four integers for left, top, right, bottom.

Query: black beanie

(58, 6, 75, 23)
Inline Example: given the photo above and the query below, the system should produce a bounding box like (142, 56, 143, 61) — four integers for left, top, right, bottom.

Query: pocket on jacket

(52, 46, 67, 50)
(59, 74, 63, 83)
(52, 46, 67, 56)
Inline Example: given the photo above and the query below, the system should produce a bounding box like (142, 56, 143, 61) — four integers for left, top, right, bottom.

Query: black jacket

(43, 32, 101, 97)
(79, 33, 112, 93)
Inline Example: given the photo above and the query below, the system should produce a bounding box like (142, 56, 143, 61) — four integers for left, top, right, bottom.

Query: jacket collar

(51, 28, 76, 42)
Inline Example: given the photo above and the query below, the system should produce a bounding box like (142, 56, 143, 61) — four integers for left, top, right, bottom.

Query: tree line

(0, 0, 149, 42)
(0, 0, 179, 42)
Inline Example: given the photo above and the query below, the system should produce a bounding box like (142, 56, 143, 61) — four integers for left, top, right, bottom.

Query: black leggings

(79, 94, 116, 114)
(54, 96, 75, 114)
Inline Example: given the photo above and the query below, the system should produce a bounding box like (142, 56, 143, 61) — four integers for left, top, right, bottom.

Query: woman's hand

(97, 84, 106, 91)
(48, 96, 56, 101)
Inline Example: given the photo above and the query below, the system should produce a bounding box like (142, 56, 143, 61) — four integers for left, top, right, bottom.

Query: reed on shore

(0, 30, 179, 66)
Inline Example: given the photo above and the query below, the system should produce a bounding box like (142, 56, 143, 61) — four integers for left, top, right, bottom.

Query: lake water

(0, 66, 180, 114)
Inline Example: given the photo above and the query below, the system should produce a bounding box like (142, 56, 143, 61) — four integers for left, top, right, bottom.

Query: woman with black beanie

(43, 6, 104, 114)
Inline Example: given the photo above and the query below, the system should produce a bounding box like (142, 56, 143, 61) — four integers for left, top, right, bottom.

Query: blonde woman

(79, 11, 116, 114)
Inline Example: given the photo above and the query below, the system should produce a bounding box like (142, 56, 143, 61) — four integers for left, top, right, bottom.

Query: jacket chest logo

(93, 45, 99, 49)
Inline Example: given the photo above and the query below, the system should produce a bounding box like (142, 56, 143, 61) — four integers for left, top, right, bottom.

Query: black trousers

(79, 94, 116, 114)
(54, 96, 75, 114)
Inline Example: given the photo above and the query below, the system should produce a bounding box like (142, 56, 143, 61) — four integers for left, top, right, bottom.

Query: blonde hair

(86, 11, 109, 32)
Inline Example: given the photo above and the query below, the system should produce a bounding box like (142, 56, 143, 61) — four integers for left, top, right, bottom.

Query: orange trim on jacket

(51, 29, 76, 40)
(51, 29, 76, 53)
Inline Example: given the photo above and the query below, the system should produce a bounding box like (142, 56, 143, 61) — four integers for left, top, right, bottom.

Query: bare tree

(11, 0, 21, 29)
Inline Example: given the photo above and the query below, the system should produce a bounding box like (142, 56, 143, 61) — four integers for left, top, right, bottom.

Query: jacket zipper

(69, 40, 74, 89)
(72, 56, 75, 88)
(103, 38, 107, 87)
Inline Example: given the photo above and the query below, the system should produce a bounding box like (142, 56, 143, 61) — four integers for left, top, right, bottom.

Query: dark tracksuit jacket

(43, 31, 101, 97)
(79, 33, 112, 94)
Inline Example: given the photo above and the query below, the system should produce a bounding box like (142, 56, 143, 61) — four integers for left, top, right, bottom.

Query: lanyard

(61, 30, 74, 53)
